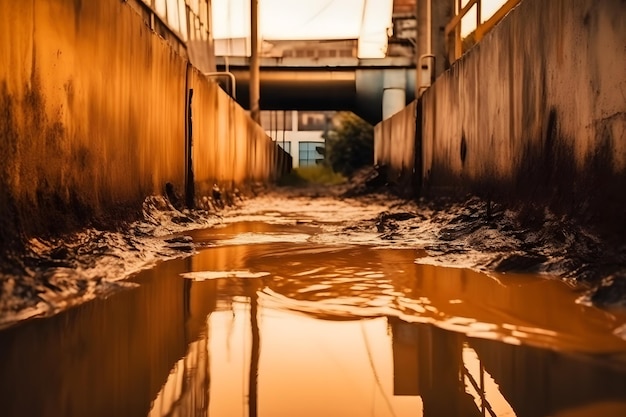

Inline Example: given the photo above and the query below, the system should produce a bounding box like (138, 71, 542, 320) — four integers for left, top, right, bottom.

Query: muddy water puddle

(1, 221, 626, 416)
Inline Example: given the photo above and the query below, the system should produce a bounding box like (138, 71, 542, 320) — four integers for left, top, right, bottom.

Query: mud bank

(1, 179, 625, 329)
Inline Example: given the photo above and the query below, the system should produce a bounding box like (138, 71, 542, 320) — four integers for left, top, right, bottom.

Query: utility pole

(250, 0, 260, 123)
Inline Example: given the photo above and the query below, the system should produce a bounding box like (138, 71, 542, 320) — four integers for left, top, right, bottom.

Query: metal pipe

(203, 72, 237, 99)
(250, 0, 260, 123)
(418, 53, 436, 96)
(426, 0, 432, 56)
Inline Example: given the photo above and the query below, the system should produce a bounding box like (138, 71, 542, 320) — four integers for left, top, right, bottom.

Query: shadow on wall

(0, 77, 102, 248)
(513, 107, 626, 232)
(377, 0, 626, 237)
(0, 0, 287, 253)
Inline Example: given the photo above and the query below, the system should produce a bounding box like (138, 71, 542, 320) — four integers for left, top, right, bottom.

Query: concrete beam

(216, 56, 415, 69)
(216, 58, 416, 124)
(226, 68, 357, 113)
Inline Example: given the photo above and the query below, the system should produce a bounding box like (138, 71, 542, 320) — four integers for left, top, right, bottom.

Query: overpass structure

(216, 56, 416, 125)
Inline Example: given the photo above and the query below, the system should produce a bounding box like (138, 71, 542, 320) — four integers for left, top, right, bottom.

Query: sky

(212, 0, 508, 58)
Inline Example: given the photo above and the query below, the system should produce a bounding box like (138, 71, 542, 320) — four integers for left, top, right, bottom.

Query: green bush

(278, 165, 346, 187)
(324, 112, 374, 177)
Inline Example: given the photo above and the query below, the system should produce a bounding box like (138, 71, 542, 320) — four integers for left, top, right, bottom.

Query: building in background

(215, 38, 358, 59)
(211, 0, 393, 58)
(215, 25, 361, 171)
(217, 38, 353, 170)
(387, 0, 417, 57)
(260, 110, 334, 169)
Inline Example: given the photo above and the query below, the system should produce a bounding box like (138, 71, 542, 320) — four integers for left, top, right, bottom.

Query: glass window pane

(298, 141, 324, 166)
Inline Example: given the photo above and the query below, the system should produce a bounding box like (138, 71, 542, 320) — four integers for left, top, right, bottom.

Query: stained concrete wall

(374, 100, 418, 195)
(0, 0, 287, 249)
(378, 0, 626, 233)
(190, 72, 290, 198)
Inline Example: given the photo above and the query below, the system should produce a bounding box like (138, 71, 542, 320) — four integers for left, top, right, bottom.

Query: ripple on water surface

(2, 221, 626, 417)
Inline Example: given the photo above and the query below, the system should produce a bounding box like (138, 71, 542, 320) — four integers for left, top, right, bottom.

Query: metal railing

(137, 0, 212, 47)
(463, 364, 498, 417)
(204, 72, 237, 99)
(445, 0, 522, 61)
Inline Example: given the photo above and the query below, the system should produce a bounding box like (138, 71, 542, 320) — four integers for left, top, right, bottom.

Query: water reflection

(183, 242, 626, 416)
(0, 258, 196, 417)
(1, 232, 626, 416)
(390, 318, 626, 417)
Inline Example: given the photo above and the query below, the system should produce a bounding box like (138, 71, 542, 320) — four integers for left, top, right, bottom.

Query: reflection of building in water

(470, 337, 626, 417)
(390, 318, 483, 416)
(148, 280, 218, 417)
(148, 337, 210, 417)
(390, 318, 626, 417)
(391, 319, 420, 396)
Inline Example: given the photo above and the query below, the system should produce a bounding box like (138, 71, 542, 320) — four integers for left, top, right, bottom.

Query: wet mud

(1, 219, 625, 417)
(0, 172, 625, 329)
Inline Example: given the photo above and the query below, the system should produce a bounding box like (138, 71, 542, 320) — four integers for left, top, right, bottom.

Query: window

(299, 142, 325, 167)
(297, 111, 332, 131)
(260, 111, 293, 131)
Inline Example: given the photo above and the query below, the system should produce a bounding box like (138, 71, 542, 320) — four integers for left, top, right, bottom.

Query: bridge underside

(216, 57, 416, 125)
(228, 69, 357, 112)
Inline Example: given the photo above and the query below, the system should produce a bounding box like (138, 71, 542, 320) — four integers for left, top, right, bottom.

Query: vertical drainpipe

(418, 0, 435, 96)
(414, 0, 434, 198)
(249, 0, 260, 124)
(185, 64, 195, 208)
(426, 0, 432, 57)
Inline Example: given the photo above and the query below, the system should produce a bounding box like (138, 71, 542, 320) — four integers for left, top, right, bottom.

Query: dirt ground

(1, 168, 625, 329)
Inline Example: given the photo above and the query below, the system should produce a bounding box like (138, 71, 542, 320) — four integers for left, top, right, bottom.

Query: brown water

(1, 221, 626, 417)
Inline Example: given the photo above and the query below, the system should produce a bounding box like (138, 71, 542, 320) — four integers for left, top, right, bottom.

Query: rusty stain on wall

(376, 0, 626, 236)
(0, 0, 288, 250)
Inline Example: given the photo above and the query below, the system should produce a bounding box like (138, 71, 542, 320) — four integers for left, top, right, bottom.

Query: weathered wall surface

(0, 0, 186, 245)
(0, 0, 286, 249)
(374, 100, 418, 195)
(190, 72, 290, 199)
(423, 0, 626, 228)
(379, 0, 625, 233)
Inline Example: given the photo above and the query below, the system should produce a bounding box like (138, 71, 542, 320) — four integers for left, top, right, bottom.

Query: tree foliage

(323, 112, 374, 177)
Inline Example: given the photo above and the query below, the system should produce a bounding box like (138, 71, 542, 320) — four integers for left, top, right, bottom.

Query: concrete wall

(190, 71, 290, 198)
(378, 0, 626, 233)
(0, 0, 287, 249)
(374, 100, 418, 195)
